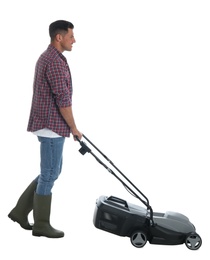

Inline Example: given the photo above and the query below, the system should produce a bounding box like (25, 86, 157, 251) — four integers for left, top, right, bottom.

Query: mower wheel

(130, 230, 147, 248)
(185, 232, 202, 250)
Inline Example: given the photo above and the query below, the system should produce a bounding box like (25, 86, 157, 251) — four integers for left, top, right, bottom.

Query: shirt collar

(48, 44, 67, 62)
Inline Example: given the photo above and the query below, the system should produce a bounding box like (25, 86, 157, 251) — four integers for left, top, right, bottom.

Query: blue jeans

(35, 136, 65, 195)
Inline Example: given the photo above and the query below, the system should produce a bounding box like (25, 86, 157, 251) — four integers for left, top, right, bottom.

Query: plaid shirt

(27, 45, 73, 137)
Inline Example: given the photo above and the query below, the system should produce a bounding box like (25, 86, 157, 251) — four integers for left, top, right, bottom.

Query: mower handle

(75, 134, 154, 225)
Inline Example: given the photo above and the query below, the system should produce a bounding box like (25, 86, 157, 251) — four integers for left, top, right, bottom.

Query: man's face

(60, 28, 76, 52)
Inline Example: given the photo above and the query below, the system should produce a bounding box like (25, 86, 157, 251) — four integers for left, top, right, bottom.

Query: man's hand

(71, 128, 83, 141)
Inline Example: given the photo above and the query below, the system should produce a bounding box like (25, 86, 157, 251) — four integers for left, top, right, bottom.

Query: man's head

(49, 20, 76, 52)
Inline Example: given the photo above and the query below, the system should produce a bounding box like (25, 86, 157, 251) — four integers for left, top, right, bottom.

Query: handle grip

(75, 136, 80, 142)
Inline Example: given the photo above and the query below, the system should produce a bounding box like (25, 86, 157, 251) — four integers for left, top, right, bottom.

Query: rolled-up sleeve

(46, 60, 72, 107)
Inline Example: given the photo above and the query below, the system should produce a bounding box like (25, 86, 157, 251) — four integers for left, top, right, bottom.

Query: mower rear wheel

(130, 230, 147, 248)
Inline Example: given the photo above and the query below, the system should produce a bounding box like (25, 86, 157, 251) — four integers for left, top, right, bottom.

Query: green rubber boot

(32, 193, 64, 238)
(8, 180, 37, 230)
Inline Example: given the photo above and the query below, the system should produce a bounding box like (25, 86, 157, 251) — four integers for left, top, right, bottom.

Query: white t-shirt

(33, 128, 62, 138)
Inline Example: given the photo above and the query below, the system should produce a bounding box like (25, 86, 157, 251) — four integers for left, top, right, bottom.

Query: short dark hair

(49, 20, 74, 40)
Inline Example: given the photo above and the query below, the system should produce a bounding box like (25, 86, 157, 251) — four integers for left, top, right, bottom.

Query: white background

(1, 0, 209, 259)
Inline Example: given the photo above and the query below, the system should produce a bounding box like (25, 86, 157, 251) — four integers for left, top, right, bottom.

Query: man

(8, 20, 82, 238)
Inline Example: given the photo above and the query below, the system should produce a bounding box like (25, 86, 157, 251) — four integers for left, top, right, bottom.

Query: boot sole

(32, 231, 64, 238)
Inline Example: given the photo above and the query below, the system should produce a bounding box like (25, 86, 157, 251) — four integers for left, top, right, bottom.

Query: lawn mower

(76, 135, 202, 250)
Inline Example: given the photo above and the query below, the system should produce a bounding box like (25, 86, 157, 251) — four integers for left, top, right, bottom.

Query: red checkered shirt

(27, 44, 73, 137)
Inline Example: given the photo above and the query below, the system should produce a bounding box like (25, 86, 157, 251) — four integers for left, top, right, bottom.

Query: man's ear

(55, 34, 62, 42)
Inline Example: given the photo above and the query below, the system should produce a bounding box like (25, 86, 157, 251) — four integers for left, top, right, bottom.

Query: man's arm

(59, 106, 82, 140)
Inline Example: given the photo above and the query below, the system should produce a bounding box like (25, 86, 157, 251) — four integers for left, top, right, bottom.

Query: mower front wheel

(185, 232, 202, 250)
